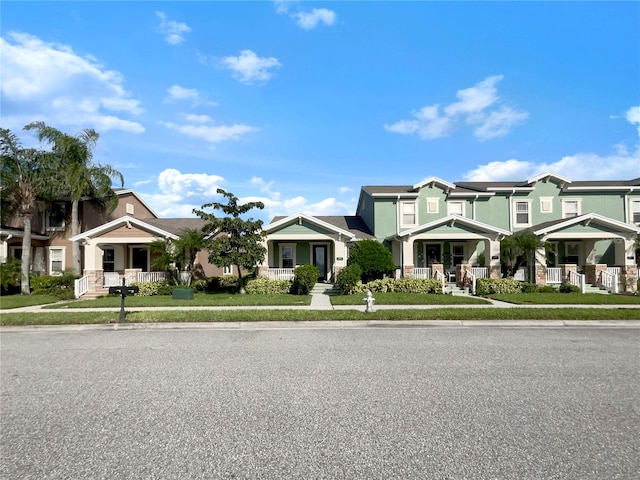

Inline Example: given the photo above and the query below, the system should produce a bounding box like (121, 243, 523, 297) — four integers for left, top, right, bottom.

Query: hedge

(245, 277, 291, 295)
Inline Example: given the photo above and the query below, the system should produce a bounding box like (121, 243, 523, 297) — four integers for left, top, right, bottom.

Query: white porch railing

(514, 268, 527, 282)
(434, 270, 445, 292)
(74, 275, 89, 298)
(103, 272, 121, 287)
(413, 267, 432, 279)
(267, 268, 295, 281)
(471, 267, 488, 279)
(600, 270, 619, 294)
(137, 272, 166, 283)
(568, 270, 586, 294)
(464, 270, 477, 295)
(546, 268, 563, 284)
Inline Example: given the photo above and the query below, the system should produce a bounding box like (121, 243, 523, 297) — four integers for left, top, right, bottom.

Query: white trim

(526, 171, 572, 185)
(629, 198, 640, 225)
(397, 215, 511, 238)
(512, 199, 532, 227)
(448, 191, 495, 197)
(426, 197, 439, 214)
(540, 197, 553, 213)
(115, 189, 160, 218)
(561, 198, 582, 219)
(412, 176, 456, 191)
(565, 186, 639, 191)
(400, 201, 417, 227)
(533, 213, 640, 236)
(279, 243, 296, 269)
(70, 216, 179, 241)
(447, 200, 465, 217)
(265, 213, 355, 239)
(47, 246, 66, 274)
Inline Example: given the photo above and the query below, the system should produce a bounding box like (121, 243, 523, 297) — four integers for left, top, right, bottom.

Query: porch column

(402, 238, 415, 278)
(488, 239, 501, 279)
(622, 265, 638, 293)
(584, 264, 606, 285)
(534, 246, 547, 286)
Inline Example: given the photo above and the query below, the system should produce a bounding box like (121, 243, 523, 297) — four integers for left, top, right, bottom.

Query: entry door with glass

(312, 245, 327, 282)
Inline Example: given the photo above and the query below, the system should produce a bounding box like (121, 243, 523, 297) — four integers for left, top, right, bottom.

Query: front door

(425, 244, 442, 266)
(131, 247, 148, 271)
(312, 245, 328, 282)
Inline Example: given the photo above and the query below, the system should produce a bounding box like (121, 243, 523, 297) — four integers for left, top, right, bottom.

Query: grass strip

(330, 292, 490, 305)
(2, 308, 639, 326)
(489, 293, 640, 305)
(44, 293, 312, 309)
(0, 295, 61, 310)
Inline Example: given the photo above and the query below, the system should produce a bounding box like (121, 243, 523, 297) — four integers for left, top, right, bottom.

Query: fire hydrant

(364, 290, 375, 313)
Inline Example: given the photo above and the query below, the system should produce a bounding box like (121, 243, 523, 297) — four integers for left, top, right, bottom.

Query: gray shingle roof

(142, 218, 208, 236)
(270, 215, 374, 239)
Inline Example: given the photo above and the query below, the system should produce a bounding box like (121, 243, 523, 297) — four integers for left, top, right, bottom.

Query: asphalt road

(1, 326, 638, 479)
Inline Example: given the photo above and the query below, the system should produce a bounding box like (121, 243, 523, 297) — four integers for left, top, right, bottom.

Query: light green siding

(273, 220, 332, 236)
(373, 198, 398, 239)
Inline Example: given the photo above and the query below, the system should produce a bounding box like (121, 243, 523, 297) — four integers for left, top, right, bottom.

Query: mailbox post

(108, 278, 139, 323)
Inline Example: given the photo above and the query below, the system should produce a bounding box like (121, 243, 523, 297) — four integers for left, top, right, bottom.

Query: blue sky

(2, 1, 639, 222)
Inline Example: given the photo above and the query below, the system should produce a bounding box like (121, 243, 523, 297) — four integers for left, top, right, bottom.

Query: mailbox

(109, 280, 139, 323)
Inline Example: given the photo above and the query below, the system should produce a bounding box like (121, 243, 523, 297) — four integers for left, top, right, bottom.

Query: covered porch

(393, 215, 510, 286)
(530, 213, 639, 293)
(260, 214, 360, 283)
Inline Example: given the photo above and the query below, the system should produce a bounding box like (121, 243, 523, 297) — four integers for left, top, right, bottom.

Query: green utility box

(172, 288, 194, 300)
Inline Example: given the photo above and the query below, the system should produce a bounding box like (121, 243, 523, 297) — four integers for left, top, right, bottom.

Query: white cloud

(464, 147, 640, 182)
(0, 32, 144, 133)
(219, 50, 281, 85)
(157, 168, 224, 198)
(385, 75, 527, 141)
(338, 186, 352, 194)
(274, 1, 336, 29)
(159, 114, 257, 144)
(626, 105, 640, 135)
(155, 12, 191, 45)
(165, 85, 199, 102)
(243, 177, 353, 219)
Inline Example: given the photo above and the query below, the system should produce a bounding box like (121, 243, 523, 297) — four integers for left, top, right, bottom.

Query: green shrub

(290, 264, 320, 295)
(129, 281, 172, 296)
(538, 285, 557, 293)
(559, 283, 580, 293)
(347, 239, 396, 283)
(520, 282, 539, 293)
(475, 278, 522, 295)
(0, 257, 21, 293)
(30, 273, 77, 300)
(245, 277, 291, 295)
(336, 264, 363, 294)
(354, 278, 443, 294)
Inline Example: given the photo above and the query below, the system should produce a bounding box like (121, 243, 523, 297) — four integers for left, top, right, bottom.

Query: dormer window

(447, 201, 464, 217)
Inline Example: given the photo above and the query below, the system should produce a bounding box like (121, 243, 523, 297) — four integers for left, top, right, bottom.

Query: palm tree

(24, 122, 124, 276)
(173, 228, 206, 285)
(0, 128, 55, 294)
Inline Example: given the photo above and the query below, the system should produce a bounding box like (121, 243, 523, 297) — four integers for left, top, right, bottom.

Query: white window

(451, 244, 465, 266)
(426, 198, 439, 214)
(562, 199, 581, 218)
(48, 247, 65, 274)
(447, 201, 465, 216)
(280, 244, 296, 269)
(630, 199, 640, 224)
(513, 200, 531, 226)
(126, 203, 135, 215)
(223, 265, 232, 275)
(46, 202, 66, 230)
(401, 202, 416, 226)
(540, 197, 553, 213)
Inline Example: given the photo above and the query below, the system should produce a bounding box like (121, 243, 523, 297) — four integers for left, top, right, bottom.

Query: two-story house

(260, 173, 640, 292)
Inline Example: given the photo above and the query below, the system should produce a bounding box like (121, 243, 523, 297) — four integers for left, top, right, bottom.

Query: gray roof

(142, 218, 208, 236)
(270, 215, 375, 239)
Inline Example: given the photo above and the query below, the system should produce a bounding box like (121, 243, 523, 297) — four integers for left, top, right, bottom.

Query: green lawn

(0, 294, 62, 310)
(489, 293, 640, 305)
(330, 292, 490, 305)
(44, 293, 311, 309)
(1, 307, 639, 326)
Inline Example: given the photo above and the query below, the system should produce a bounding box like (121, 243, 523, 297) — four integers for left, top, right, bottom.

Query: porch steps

(311, 283, 340, 296)
(585, 284, 612, 294)
(444, 284, 472, 296)
(79, 288, 110, 300)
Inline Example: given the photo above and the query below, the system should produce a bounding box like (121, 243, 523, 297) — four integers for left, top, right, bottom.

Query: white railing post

(74, 275, 89, 298)
(613, 273, 619, 294)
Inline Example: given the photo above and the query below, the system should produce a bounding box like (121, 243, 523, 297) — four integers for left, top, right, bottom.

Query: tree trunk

(236, 264, 246, 294)
(20, 214, 32, 295)
(71, 199, 81, 276)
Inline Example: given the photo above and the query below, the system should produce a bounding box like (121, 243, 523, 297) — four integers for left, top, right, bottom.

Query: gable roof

(411, 176, 456, 191)
(531, 213, 640, 236)
(114, 189, 160, 218)
(396, 215, 511, 238)
(70, 216, 180, 241)
(267, 213, 374, 239)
